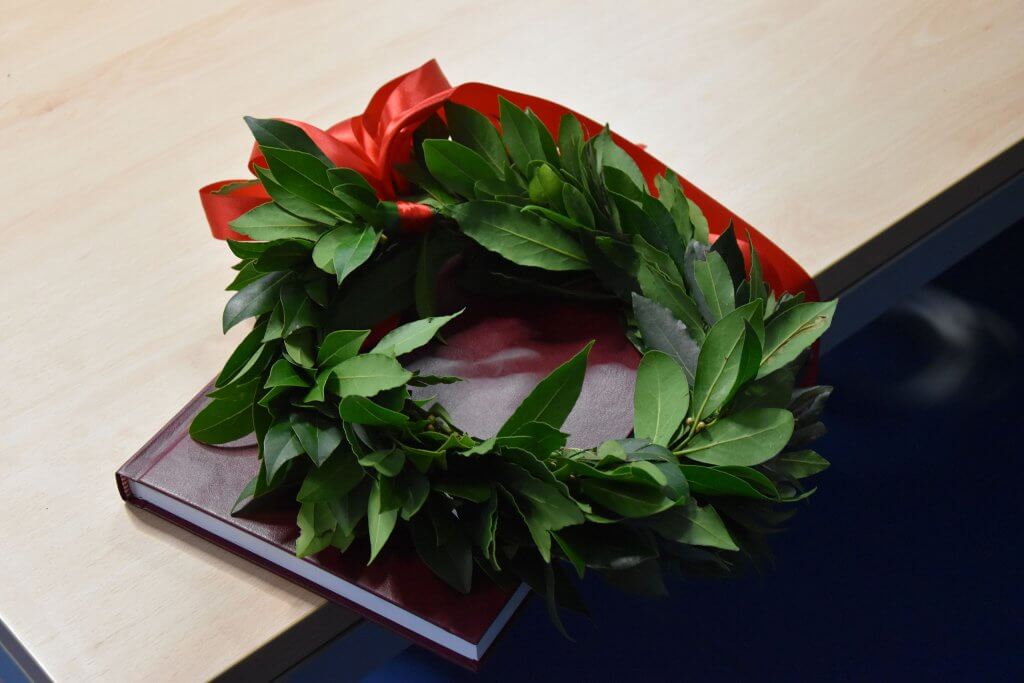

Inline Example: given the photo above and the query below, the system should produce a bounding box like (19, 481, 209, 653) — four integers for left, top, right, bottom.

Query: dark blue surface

(361, 225, 1024, 682)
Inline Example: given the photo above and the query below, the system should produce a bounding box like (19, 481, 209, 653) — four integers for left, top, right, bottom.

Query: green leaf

(561, 183, 594, 228)
(649, 502, 738, 550)
(398, 469, 430, 520)
(589, 459, 669, 496)
(222, 271, 289, 332)
(330, 528, 356, 553)
(748, 239, 768, 304)
(498, 96, 546, 172)
(680, 464, 777, 500)
(260, 146, 348, 218)
(328, 166, 376, 192)
(332, 353, 412, 398)
(495, 421, 568, 459)
(423, 139, 500, 198)
(557, 113, 585, 170)
(603, 164, 642, 200)
(262, 304, 285, 342)
(339, 395, 409, 427)
(409, 508, 473, 593)
(520, 205, 586, 234)
(214, 180, 260, 196)
(251, 446, 295, 499)
(358, 449, 406, 477)
(499, 341, 593, 436)
(369, 310, 462, 357)
(414, 232, 437, 317)
(253, 166, 338, 225)
(710, 223, 747, 287)
(498, 464, 585, 562)
(408, 373, 461, 387)
(237, 340, 279, 386)
(283, 328, 316, 368)
(302, 371, 331, 404)
(263, 419, 305, 480)
(551, 531, 586, 578)
(326, 481, 370, 537)
(770, 450, 830, 479)
(297, 452, 363, 502)
(580, 233, 636, 299)
(367, 478, 399, 563)
(279, 285, 318, 337)
(312, 227, 347, 274)
(256, 384, 291, 410)
(634, 350, 689, 446)
(329, 242, 419, 329)
(290, 412, 342, 466)
(580, 479, 673, 518)
(331, 226, 379, 285)
(688, 198, 710, 243)
(245, 117, 332, 165)
(737, 298, 766, 347)
(190, 379, 258, 444)
(528, 163, 565, 210)
(228, 239, 274, 260)
(208, 373, 264, 400)
(230, 474, 260, 515)
(253, 240, 311, 273)
(264, 359, 310, 388)
(654, 170, 693, 243)
(594, 438, 675, 465)
(730, 367, 796, 412)
(433, 477, 493, 502)
(215, 323, 268, 387)
(444, 101, 508, 170)
(691, 306, 759, 421)
(715, 465, 781, 499)
(226, 262, 264, 292)
(472, 495, 500, 567)
(229, 202, 321, 241)
(592, 128, 645, 189)
(451, 200, 588, 272)
(759, 300, 838, 377)
(691, 251, 735, 323)
(680, 408, 794, 466)
(330, 171, 379, 222)
(295, 502, 333, 558)
(607, 181, 686, 275)
(635, 264, 704, 342)
(316, 329, 370, 369)
(632, 293, 701, 383)
(527, 110, 560, 165)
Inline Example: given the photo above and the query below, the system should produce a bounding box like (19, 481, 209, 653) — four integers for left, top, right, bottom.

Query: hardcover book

(116, 302, 639, 667)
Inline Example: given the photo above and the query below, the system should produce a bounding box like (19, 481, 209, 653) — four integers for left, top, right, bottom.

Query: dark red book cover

(116, 302, 639, 667)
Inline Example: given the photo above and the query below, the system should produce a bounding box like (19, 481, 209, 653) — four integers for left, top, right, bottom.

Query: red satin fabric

(200, 59, 816, 301)
(394, 201, 435, 234)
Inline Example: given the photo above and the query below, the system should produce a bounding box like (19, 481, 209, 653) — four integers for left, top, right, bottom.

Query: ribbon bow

(199, 60, 816, 300)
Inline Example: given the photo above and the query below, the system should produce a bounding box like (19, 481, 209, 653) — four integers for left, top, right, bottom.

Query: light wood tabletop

(2, 1, 1022, 680)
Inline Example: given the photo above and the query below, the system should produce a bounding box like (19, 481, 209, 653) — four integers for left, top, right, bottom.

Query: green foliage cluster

(192, 100, 837, 622)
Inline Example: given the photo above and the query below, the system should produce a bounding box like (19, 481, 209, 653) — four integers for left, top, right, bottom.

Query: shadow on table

(349, 224, 1024, 682)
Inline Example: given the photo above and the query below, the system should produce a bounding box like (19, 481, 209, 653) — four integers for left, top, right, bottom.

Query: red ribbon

(200, 59, 817, 302)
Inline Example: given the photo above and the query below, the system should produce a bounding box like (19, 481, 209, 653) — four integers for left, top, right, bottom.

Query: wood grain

(1, 1, 1021, 679)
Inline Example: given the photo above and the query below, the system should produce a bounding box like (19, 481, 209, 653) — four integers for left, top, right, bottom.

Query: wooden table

(2, 1, 1022, 680)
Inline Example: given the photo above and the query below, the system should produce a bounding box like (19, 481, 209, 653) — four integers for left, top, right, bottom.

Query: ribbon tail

(199, 180, 269, 241)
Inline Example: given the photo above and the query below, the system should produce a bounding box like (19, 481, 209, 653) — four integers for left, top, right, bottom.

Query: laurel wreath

(190, 97, 837, 625)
